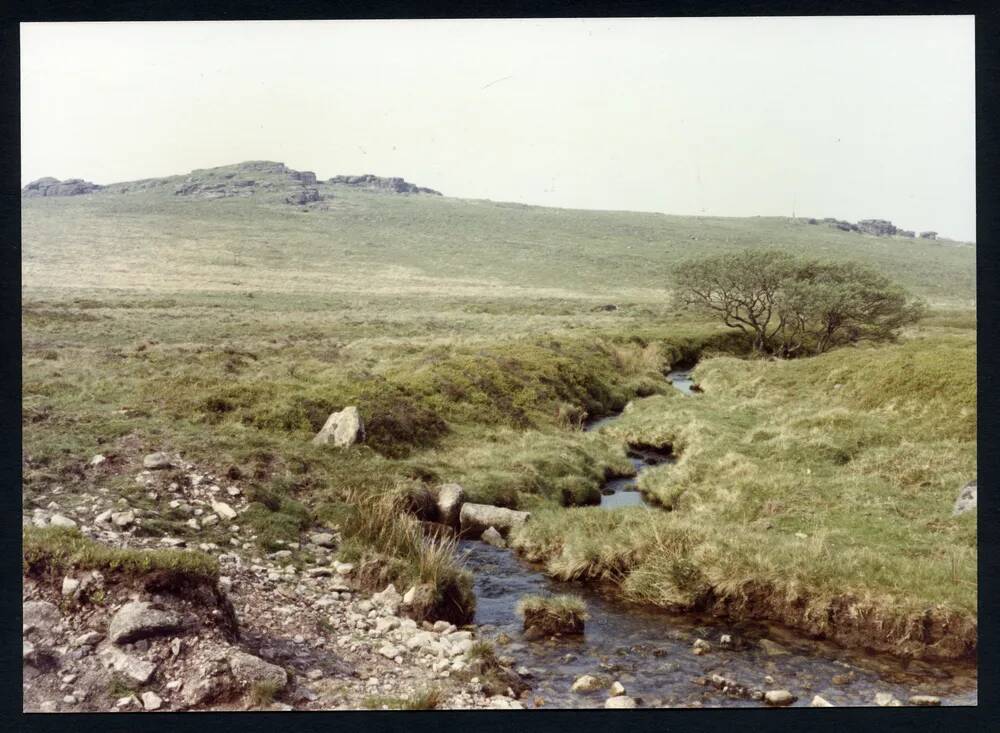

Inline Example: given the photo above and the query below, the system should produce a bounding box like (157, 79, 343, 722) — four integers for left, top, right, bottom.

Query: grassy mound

(512, 328, 977, 659)
(23, 525, 219, 586)
(517, 593, 588, 636)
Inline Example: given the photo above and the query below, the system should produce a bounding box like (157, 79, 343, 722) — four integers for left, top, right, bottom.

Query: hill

(22, 161, 975, 306)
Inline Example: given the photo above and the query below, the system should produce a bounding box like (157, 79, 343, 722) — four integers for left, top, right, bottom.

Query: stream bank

(456, 366, 977, 707)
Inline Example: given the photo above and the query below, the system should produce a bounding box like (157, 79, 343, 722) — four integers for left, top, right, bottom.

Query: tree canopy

(673, 250, 925, 357)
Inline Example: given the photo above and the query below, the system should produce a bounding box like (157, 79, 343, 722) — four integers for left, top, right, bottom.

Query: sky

(21, 17, 976, 241)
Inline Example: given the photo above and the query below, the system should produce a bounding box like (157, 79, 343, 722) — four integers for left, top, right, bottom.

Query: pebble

(764, 690, 796, 706)
(571, 674, 605, 693)
(62, 577, 80, 597)
(875, 692, 902, 707)
(605, 695, 638, 708)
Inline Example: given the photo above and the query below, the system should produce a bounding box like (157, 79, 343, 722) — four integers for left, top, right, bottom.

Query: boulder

(285, 188, 321, 205)
(810, 695, 834, 707)
(72, 630, 104, 647)
(459, 503, 530, 539)
(372, 584, 402, 614)
(182, 659, 235, 706)
(764, 690, 796, 706)
(758, 638, 789, 656)
(692, 638, 711, 655)
(211, 501, 238, 521)
(953, 480, 976, 516)
(481, 526, 506, 548)
(108, 601, 185, 644)
(571, 674, 606, 693)
(875, 692, 901, 707)
(908, 695, 941, 706)
(919, 231, 938, 240)
(49, 514, 77, 529)
(327, 174, 441, 196)
(23, 600, 61, 632)
(609, 681, 626, 697)
(605, 695, 638, 708)
(143, 452, 173, 470)
(435, 483, 465, 527)
(141, 691, 163, 711)
(311, 406, 365, 448)
(228, 650, 288, 690)
(100, 645, 158, 685)
(111, 510, 136, 528)
(309, 532, 337, 548)
(857, 219, 897, 237)
(62, 577, 81, 597)
(22, 177, 102, 197)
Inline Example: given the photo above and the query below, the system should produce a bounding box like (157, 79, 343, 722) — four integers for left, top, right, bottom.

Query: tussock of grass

(517, 593, 588, 635)
(411, 427, 635, 509)
(23, 525, 219, 586)
(241, 483, 312, 551)
(248, 680, 284, 708)
(363, 687, 445, 710)
(330, 489, 475, 625)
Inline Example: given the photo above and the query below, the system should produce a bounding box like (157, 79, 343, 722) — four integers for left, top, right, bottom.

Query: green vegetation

(330, 489, 475, 624)
(512, 329, 977, 657)
(674, 249, 924, 356)
(247, 680, 284, 708)
(107, 673, 141, 699)
(362, 687, 445, 710)
(21, 167, 976, 652)
(517, 593, 588, 635)
(23, 526, 219, 587)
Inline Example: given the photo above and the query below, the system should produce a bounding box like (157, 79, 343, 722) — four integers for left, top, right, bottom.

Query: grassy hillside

(22, 163, 975, 305)
(21, 162, 977, 658)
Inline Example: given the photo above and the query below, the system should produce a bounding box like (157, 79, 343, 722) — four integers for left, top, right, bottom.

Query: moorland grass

(20, 177, 977, 650)
(511, 329, 976, 655)
(23, 525, 219, 586)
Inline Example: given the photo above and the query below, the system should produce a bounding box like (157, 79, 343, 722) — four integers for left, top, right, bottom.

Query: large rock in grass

(459, 503, 529, 539)
(22, 176, 103, 197)
(435, 484, 465, 527)
(108, 601, 186, 644)
(953, 480, 977, 516)
(143, 452, 173, 470)
(311, 406, 365, 448)
(227, 650, 288, 689)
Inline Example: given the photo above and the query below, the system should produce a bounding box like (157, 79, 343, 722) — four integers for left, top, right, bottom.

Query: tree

(672, 249, 797, 354)
(673, 250, 924, 357)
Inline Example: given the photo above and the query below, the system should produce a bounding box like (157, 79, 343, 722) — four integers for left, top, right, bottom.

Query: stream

(458, 368, 977, 708)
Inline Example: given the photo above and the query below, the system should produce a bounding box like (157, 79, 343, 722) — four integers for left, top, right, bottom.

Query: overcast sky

(21, 17, 975, 241)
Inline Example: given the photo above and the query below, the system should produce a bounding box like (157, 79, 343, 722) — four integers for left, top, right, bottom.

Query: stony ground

(22, 452, 527, 712)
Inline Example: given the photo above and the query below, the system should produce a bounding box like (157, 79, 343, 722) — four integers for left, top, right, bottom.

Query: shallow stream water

(459, 368, 977, 708)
